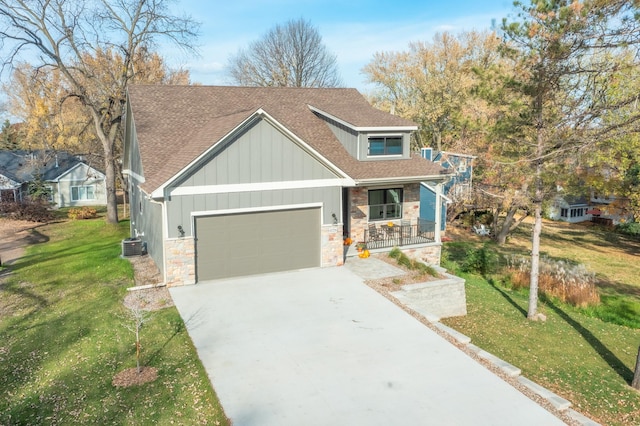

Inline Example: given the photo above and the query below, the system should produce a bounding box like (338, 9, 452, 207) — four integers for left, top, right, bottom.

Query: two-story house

(123, 85, 450, 286)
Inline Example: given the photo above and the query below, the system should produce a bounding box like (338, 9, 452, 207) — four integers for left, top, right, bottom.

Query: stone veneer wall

(165, 237, 196, 287)
(348, 183, 422, 244)
(322, 225, 344, 267)
(401, 243, 442, 266)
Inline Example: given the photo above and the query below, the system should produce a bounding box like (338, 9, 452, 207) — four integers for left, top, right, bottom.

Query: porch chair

(368, 223, 383, 241)
(401, 219, 412, 238)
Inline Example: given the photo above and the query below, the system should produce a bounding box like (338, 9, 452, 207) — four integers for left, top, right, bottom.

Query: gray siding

(320, 115, 359, 158)
(166, 186, 341, 238)
(124, 102, 144, 178)
(177, 119, 338, 186)
(130, 184, 164, 274)
(56, 164, 107, 207)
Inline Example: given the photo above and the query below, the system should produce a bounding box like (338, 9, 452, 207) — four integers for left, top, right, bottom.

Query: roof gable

(127, 85, 447, 194)
(0, 150, 89, 183)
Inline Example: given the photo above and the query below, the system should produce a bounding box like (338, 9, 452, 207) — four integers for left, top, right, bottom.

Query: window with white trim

(71, 185, 96, 201)
(367, 136, 402, 156)
(368, 188, 403, 220)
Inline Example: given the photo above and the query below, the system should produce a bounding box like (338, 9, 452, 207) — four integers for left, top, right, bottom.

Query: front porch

(364, 219, 436, 250)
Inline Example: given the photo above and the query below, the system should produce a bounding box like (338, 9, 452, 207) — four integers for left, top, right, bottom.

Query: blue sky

(166, 0, 516, 92)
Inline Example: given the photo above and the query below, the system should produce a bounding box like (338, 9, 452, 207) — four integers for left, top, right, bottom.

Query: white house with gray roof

(0, 150, 106, 208)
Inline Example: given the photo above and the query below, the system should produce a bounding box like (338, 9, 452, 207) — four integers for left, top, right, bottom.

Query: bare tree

(123, 295, 154, 374)
(0, 0, 199, 224)
(228, 18, 342, 88)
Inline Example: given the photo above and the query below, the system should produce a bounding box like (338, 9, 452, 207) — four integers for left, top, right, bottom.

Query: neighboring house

(419, 148, 476, 231)
(123, 85, 451, 286)
(548, 191, 633, 225)
(548, 195, 591, 223)
(0, 150, 107, 208)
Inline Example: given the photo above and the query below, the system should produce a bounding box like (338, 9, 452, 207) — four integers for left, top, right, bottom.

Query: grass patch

(0, 218, 228, 425)
(442, 220, 640, 425)
(447, 219, 640, 328)
(442, 273, 640, 426)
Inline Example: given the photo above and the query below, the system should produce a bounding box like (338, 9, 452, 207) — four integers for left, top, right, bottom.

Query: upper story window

(368, 136, 402, 156)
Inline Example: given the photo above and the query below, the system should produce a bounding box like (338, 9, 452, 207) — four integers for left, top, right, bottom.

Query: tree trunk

(495, 206, 516, 245)
(91, 109, 119, 224)
(528, 200, 542, 319)
(632, 345, 640, 390)
(103, 153, 119, 224)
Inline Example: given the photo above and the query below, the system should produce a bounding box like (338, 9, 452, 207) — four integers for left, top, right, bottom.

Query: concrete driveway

(170, 267, 565, 426)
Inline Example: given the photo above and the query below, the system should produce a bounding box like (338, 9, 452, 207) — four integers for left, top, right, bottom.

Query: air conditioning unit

(122, 238, 143, 257)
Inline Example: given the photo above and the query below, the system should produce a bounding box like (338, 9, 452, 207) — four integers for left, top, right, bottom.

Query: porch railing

(364, 219, 436, 250)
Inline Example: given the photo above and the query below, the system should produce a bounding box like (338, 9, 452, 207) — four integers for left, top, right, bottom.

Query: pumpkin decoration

(343, 237, 353, 246)
(358, 249, 370, 259)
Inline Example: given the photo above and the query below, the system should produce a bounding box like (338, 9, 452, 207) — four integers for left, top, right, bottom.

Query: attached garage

(194, 207, 321, 281)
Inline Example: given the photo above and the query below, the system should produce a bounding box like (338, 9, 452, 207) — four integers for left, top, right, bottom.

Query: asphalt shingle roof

(0, 150, 84, 187)
(127, 85, 446, 194)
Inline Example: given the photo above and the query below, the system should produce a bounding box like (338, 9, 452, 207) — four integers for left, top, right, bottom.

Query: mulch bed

(365, 253, 445, 293)
(112, 366, 158, 387)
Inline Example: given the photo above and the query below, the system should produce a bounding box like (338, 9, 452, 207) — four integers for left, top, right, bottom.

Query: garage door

(195, 207, 321, 281)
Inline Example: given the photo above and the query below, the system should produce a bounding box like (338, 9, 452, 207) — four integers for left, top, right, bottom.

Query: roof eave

(308, 105, 418, 132)
(354, 173, 453, 186)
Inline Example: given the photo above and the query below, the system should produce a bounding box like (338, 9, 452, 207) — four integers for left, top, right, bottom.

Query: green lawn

(0, 218, 228, 425)
(442, 221, 640, 426)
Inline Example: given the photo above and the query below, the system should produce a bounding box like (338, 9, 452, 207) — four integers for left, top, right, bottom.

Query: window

(560, 208, 568, 218)
(368, 136, 402, 156)
(71, 185, 96, 201)
(368, 188, 403, 220)
(45, 185, 54, 202)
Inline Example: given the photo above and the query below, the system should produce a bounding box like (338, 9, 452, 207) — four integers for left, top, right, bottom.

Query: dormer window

(368, 136, 402, 156)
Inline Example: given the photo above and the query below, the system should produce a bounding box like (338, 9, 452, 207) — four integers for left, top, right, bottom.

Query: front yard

(441, 219, 640, 426)
(0, 217, 228, 425)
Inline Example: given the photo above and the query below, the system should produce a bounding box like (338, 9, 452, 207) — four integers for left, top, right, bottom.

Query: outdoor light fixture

(332, 213, 338, 224)
(177, 225, 185, 237)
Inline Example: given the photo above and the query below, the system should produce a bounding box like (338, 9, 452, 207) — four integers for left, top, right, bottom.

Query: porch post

(434, 182, 443, 243)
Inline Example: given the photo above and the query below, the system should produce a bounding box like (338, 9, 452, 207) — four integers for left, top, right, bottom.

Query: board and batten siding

(176, 119, 338, 187)
(320, 115, 359, 158)
(130, 184, 164, 274)
(123, 102, 144, 178)
(165, 117, 343, 238)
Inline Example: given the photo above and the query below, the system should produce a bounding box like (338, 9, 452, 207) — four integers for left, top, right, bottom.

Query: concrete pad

(343, 256, 405, 280)
(170, 267, 566, 426)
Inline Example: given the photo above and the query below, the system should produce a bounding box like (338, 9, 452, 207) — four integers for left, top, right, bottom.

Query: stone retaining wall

(391, 273, 467, 319)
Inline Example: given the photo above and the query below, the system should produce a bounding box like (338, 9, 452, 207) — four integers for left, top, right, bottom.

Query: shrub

(67, 207, 98, 220)
(506, 255, 600, 307)
(388, 248, 439, 277)
(616, 222, 640, 237)
(0, 198, 52, 222)
(461, 244, 500, 276)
